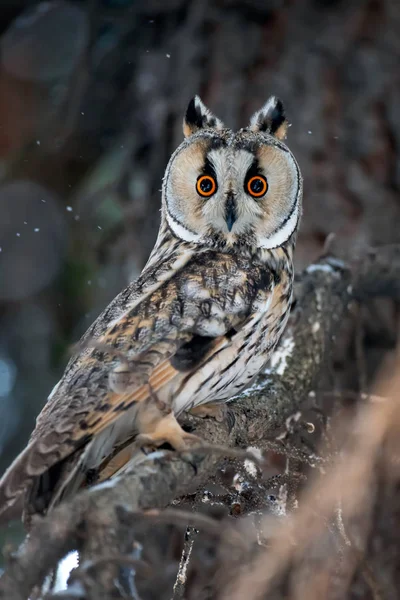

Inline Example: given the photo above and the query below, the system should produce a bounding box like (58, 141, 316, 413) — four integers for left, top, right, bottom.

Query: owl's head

(162, 96, 302, 251)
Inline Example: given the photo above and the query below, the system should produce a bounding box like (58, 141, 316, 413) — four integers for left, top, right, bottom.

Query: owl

(0, 95, 302, 522)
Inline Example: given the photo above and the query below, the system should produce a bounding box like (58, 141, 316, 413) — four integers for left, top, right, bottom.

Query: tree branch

(1, 247, 400, 600)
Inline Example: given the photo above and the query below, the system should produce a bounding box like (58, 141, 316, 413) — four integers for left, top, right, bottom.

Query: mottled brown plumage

(0, 95, 302, 522)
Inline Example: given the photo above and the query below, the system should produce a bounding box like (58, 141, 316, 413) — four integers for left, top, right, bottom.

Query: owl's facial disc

(163, 96, 302, 250)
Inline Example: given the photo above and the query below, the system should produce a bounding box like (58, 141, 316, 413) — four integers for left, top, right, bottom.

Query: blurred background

(0, 0, 399, 547)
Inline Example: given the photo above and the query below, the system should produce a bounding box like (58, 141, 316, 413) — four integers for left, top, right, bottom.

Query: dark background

(0, 0, 399, 562)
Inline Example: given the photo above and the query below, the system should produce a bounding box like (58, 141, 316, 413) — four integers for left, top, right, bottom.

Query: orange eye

(196, 175, 217, 197)
(247, 175, 268, 198)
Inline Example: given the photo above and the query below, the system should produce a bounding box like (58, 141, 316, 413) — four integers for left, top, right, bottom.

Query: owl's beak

(225, 195, 237, 232)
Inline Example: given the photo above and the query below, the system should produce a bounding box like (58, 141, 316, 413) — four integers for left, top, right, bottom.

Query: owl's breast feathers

(0, 244, 292, 520)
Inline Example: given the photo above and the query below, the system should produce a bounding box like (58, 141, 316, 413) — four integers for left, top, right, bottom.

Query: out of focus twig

(222, 356, 400, 600)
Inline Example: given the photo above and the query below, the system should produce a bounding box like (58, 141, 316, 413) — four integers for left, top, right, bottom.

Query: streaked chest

(171, 254, 293, 413)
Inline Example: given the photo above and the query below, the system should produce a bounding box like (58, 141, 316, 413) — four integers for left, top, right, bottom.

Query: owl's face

(163, 96, 302, 251)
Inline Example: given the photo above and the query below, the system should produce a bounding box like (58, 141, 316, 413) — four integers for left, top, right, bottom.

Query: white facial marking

(165, 209, 201, 243)
(258, 199, 299, 249)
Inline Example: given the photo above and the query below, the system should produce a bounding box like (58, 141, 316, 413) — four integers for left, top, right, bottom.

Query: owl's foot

(136, 410, 201, 452)
(190, 403, 228, 423)
(98, 411, 200, 480)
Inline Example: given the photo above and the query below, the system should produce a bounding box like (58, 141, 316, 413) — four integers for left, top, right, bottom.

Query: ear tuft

(183, 96, 224, 138)
(249, 96, 288, 140)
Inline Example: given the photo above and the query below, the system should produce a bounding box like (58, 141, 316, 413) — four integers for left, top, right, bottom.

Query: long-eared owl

(0, 95, 302, 521)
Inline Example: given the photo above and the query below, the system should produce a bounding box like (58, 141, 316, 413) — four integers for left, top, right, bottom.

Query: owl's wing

(0, 247, 273, 520)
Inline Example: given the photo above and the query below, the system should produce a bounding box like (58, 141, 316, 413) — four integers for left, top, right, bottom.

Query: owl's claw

(135, 411, 201, 453)
(96, 409, 201, 481)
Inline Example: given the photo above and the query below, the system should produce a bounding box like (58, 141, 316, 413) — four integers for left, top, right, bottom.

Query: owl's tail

(0, 442, 37, 523)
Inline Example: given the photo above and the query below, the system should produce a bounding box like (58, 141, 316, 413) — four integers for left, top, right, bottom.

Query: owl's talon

(136, 411, 201, 453)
